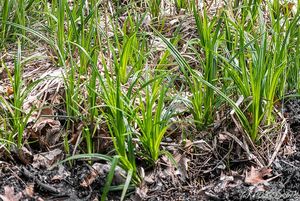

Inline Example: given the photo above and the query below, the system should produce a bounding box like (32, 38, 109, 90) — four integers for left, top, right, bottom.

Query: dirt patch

(214, 156, 300, 201)
(0, 160, 129, 201)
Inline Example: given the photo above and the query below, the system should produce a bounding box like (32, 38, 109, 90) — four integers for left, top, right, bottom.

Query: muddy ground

(0, 98, 300, 201)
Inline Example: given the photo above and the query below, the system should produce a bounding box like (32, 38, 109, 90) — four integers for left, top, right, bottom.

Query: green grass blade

(101, 156, 120, 201)
(120, 169, 133, 201)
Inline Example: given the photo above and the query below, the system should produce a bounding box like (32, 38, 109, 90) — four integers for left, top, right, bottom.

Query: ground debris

(32, 149, 63, 169)
(0, 186, 23, 201)
(245, 166, 272, 186)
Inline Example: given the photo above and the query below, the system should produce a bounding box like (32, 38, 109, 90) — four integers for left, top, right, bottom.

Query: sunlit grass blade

(101, 156, 120, 201)
(57, 0, 65, 64)
(148, 0, 162, 18)
(120, 169, 133, 201)
(1, 0, 11, 45)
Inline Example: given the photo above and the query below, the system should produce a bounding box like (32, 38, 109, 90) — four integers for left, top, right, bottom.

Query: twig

(222, 131, 264, 167)
(21, 167, 60, 194)
(268, 108, 289, 167)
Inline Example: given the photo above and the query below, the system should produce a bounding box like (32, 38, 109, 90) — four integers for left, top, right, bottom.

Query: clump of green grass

(174, 0, 190, 12)
(158, 2, 300, 142)
(221, 3, 300, 141)
(148, 0, 162, 18)
(191, 3, 223, 129)
(133, 70, 173, 163)
(0, 40, 40, 148)
(1, 0, 11, 45)
(0, 0, 40, 46)
(99, 54, 140, 184)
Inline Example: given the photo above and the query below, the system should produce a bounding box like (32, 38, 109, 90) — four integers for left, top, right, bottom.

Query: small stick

(21, 168, 60, 194)
(222, 131, 264, 167)
(268, 108, 289, 167)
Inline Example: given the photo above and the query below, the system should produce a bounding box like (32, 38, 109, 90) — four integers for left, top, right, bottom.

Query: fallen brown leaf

(0, 186, 23, 201)
(80, 163, 126, 187)
(24, 184, 34, 197)
(70, 122, 84, 145)
(80, 168, 99, 187)
(51, 164, 70, 181)
(40, 107, 54, 116)
(32, 118, 61, 148)
(174, 153, 190, 181)
(80, 163, 107, 187)
(245, 166, 272, 185)
(14, 146, 33, 165)
(6, 87, 13, 96)
(32, 148, 63, 168)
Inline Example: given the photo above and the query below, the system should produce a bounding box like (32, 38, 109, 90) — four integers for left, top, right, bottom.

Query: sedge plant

(0, 40, 40, 148)
(0, 0, 40, 46)
(148, 0, 162, 18)
(221, 7, 300, 141)
(154, 28, 253, 142)
(112, 11, 149, 84)
(189, 3, 223, 129)
(133, 70, 173, 163)
(98, 48, 140, 184)
(1, 0, 12, 45)
(57, 0, 65, 64)
(174, 0, 190, 12)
